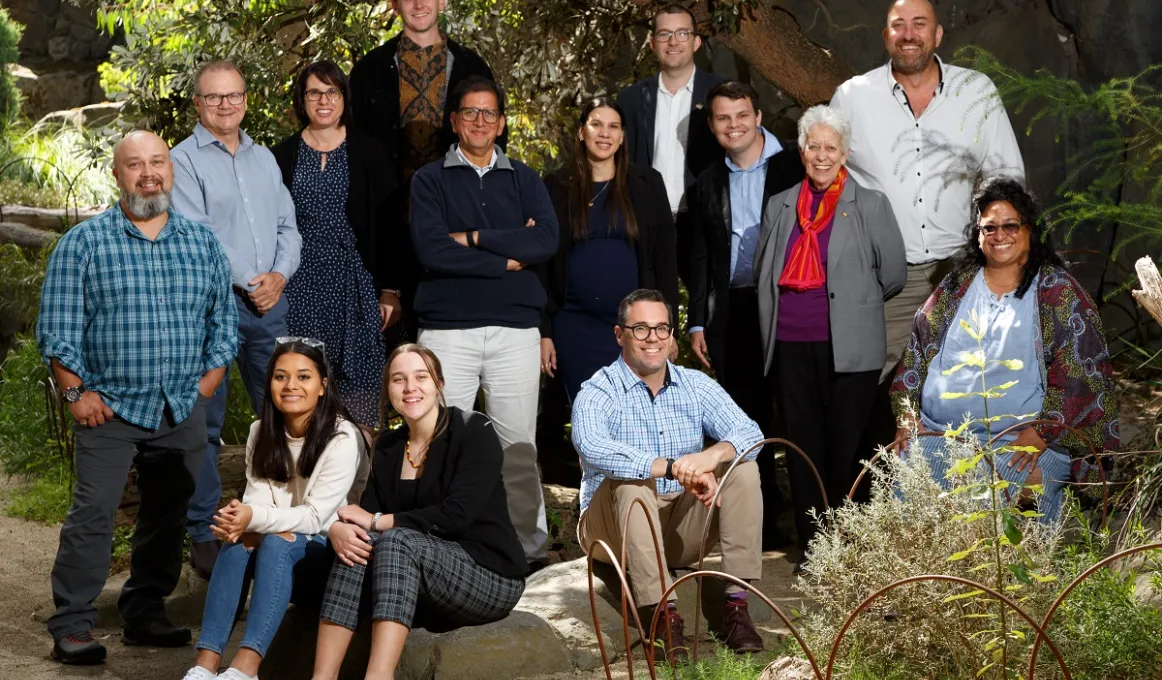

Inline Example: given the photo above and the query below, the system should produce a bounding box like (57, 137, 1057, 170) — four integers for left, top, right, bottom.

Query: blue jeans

(196, 532, 331, 657)
(188, 293, 287, 543)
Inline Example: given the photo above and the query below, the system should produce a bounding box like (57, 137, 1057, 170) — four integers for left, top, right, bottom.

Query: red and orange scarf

(778, 167, 847, 292)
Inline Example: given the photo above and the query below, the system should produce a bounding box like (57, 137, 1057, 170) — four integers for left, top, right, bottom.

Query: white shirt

(455, 144, 498, 178)
(652, 71, 695, 215)
(242, 418, 369, 535)
(830, 57, 1025, 263)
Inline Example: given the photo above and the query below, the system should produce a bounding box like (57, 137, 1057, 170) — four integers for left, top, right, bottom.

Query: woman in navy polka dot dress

(273, 61, 397, 428)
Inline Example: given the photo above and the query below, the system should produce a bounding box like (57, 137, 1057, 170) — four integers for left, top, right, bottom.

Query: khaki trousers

(578, 460, 763, 608)
(880, 259, 954, 382)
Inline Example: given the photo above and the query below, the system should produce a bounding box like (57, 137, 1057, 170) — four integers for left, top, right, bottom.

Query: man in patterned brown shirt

(350, 0, 498, 344)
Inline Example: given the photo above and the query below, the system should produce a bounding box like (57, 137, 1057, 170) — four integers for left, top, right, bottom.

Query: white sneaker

(217, 669, 258, 680)
(181, 668, 217, 680)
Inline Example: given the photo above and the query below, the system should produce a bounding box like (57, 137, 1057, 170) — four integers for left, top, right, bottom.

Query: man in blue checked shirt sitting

(572, 288, 766, 665)
(36, 131, 238, 665)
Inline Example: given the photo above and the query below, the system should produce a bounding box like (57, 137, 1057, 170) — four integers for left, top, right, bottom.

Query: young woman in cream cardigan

(182, 339, 368, 680)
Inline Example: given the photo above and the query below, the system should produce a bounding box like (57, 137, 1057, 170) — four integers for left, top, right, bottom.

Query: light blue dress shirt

(727, 127, 782, 288)
(171, 123, 301, 291)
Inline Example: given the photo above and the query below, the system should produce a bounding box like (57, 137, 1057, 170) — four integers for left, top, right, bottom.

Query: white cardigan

(242, 418, 369, 535)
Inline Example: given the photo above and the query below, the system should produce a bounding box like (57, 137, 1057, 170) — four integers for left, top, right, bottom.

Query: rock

(35, 101, 125, 129)
(32, 564, 211, 627)
(759, 656, 817, 680)
(0, 221, 56, 249)
(11, 62, 108, 120)
(0, 205, 102, 231)
(261, 607, 571, 680)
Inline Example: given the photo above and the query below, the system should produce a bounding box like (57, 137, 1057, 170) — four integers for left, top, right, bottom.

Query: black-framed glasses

(653, 29, 693, 43)
(980, 222, 1024, 236)
(198, 91, 246, 106)
(276, 336, 326, 350)
(619, 323, 673, 341)
(457, 107, 501, 123)
(305, 87, 342, 102)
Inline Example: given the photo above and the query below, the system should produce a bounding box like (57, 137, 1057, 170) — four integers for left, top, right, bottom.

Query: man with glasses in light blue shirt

(171, 59, 301, 580)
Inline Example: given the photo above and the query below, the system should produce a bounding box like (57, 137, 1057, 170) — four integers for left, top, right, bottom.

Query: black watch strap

(466, 230, 477, 248)
(664, 458, 675, 481)
(63, 386, 85, 403)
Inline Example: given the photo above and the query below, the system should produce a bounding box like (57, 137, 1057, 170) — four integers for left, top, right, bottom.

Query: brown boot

(721, 597, 764, 654)
(646, 603, 689, 666)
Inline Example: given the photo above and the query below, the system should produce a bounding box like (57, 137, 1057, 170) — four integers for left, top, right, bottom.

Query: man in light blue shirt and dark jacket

(686, 81, 803, 550)
(171, 60, 301, 580)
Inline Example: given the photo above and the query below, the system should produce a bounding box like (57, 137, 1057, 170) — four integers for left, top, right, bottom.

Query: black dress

(552, 182, 639, 402)
(284, 138, 385, 426)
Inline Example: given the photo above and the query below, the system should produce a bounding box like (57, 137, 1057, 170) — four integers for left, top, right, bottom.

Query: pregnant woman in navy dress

(539, 97, 679, 403)
(273, 61, 397, 428)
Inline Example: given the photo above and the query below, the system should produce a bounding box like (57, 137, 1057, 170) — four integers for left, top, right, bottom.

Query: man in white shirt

(830, 0, 1025, 381)
(618, 3, 723, 283)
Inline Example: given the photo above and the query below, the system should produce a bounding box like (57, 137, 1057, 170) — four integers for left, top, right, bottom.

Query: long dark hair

(379, 343, 451, 449)
(955, 176, 1066, 299)
(250, 341, 353, 483)
(292, 60, 354, 130)
(569, 97, 639, 246)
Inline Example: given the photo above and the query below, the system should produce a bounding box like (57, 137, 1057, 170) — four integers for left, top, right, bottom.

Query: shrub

(0, 9, 22, 134)
(0, 336, 61, 480)
(0, 125, 118, 209)
(6, 474, 71, 524)
(0, 242, 49, 334)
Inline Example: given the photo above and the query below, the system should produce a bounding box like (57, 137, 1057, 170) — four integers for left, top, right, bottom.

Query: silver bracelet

(371, 512, 383, 531)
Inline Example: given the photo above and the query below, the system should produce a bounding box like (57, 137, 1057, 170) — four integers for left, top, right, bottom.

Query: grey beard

(123, 189, 172, 220)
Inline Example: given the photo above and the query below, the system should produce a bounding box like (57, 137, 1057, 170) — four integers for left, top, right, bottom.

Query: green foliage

(95, 0, 399, 147)
(0, 337, 61, 480)
(0, 178, 68, 208)
(0, 125, 118, 208)
(5, 474, 71, 524)
(660, 645, 770, 680)
(0, 243, 50, 333)
(0, 9, 23, 133)
(958, 47, 1162, 257)
(222, 364, 257, 446)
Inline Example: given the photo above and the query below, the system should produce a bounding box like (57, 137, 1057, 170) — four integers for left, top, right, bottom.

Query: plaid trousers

(320, 527, 525, 630)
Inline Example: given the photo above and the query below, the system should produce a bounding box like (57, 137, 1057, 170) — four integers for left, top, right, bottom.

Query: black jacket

(687, 141, 805, 369)
(538, 164, 679, 337)
(270, 128, 399, 291)
(349, 36, 502, 180)
(360, 406, 527, 580)
(616, 69, 725, 191)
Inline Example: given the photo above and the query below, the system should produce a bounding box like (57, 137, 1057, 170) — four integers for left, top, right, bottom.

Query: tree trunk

(631, 1, 853, 105)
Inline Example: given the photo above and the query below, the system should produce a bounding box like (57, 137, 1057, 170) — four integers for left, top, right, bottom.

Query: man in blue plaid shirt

(572, 288, 766, 665)
(36, 131, 238, 665)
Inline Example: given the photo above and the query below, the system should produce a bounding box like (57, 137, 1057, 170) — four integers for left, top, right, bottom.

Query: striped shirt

(36, 205, 238, 429)
(571, 356, 764, 511)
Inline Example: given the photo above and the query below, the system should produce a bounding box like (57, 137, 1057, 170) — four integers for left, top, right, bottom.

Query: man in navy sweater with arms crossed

(409, 75, 558, 569)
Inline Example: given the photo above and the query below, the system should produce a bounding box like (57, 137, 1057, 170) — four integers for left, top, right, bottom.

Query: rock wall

(5, 0, 116, 119)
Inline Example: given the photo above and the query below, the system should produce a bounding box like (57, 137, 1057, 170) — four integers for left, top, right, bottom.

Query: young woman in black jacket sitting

(310, 343, 527, 680)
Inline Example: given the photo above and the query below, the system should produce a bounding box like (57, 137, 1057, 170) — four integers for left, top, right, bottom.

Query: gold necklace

(405, 438, 427, 469)
(588, 180, 611, 207)
(982, 268, 1017, 292)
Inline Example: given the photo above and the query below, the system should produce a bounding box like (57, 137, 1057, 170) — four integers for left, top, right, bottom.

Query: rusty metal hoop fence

(583, 434, 1145, 679)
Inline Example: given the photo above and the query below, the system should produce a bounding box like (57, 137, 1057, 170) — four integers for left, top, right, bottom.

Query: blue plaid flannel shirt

(571, 356, 764, 511)
(36, 205, 238, 429)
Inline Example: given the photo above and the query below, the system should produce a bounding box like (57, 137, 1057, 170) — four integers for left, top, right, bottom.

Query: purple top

(776, 184, 834, 342)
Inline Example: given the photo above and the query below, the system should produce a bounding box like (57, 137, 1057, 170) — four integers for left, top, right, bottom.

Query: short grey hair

(797, 105, 852, 152)
(193, 60, 246, 96)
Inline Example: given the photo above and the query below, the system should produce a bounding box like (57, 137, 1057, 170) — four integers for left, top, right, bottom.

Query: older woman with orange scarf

(754, 105, 907, 569)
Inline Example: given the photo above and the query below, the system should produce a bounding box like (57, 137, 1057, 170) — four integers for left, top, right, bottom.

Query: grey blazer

(755, 177, 907, 375)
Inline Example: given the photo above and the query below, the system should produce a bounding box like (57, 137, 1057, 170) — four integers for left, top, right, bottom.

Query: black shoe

(527, 560, 548, 575)
(122, 619, 192, 647)
(189, 539, 221, 580)
(51, 630, 107, 665)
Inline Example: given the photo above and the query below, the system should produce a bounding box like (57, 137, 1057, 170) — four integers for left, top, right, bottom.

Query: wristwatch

(380, 289, 401, 298)
(664, 458, 675, 481)
(63, 386, 85, 404)
(466, 230, 478, 248)
(371, 512, 383, 531)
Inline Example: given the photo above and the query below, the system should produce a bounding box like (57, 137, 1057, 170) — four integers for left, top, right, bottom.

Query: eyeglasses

(198, 91, 246, 106)
(653, 29, 693, 43)
(276, 336, 326, 350)
(980, 222, 1024, 236)
(619, 323, 673, 341)
(457, 107, 501, 123)
(305, 87, 342, 102)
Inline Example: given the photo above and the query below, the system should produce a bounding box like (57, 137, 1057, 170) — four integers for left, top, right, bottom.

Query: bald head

(884, 0, 942, 76)
(113, 131, 174, 221)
